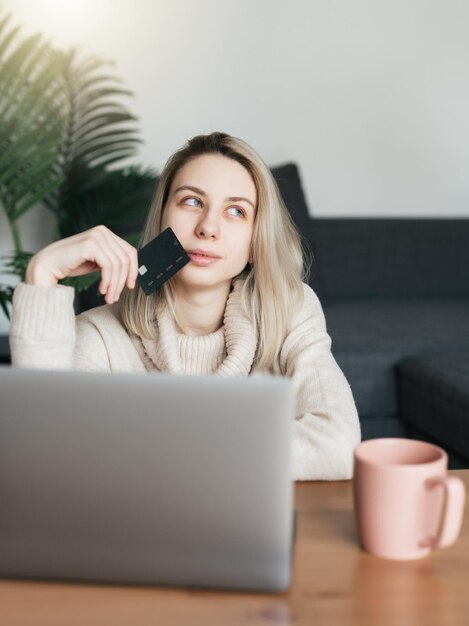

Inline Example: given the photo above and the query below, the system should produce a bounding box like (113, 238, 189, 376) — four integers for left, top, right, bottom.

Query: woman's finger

(93, 249, 116, 305)
(85, 229, 122, 304)
(93, 227, 135, 302)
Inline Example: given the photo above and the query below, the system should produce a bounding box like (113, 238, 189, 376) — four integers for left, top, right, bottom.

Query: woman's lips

(188, 252, 221, 266)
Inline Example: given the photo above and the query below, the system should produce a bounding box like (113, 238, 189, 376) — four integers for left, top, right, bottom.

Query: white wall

(1, 0, 469, 333)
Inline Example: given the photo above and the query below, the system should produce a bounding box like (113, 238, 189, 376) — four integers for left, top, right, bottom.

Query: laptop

(0, 366, 295, 592)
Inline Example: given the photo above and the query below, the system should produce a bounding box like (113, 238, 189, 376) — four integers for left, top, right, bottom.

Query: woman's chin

(172, 268, 237, 291)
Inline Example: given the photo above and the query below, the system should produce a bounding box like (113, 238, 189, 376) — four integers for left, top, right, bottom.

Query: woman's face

(161, 154, 257, 291)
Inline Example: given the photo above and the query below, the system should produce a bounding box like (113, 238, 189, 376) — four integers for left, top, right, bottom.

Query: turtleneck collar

(138, 275, 258, 377)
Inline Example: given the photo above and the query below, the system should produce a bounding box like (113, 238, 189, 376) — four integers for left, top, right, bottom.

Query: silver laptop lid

(0, 366, 295, 592)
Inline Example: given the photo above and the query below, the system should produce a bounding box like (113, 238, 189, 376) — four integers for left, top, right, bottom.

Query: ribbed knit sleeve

(9, 282, 77, 370)
(280, 284, 361, 481)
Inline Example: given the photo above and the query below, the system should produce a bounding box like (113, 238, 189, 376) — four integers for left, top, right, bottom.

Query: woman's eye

(182, 197, 245, 217)
(227, 207, 245, 217)
(183, 197, 202, 207)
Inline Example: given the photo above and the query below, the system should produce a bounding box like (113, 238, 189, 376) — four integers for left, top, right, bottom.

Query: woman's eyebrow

(173, 185, 256, 210)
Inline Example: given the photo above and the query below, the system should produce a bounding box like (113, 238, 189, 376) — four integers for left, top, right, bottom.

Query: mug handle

(422, 476, 466, 549)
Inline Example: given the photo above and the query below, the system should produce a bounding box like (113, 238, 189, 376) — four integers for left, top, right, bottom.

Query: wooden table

(1, 470, 468, 626)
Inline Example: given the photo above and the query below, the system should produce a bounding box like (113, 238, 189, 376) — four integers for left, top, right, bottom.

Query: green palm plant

(0, 12, 157, 320)
(41, 47, 156, 298)
(0, 12, 65, 318)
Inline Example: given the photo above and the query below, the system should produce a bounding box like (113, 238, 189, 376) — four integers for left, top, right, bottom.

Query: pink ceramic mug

(353, 438, 466, 560)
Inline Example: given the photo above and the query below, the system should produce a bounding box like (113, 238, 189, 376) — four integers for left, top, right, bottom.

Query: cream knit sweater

(9, 275, 361, 481)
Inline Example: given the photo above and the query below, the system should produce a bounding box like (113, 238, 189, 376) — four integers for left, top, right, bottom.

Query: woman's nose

(195, 212, 220, 238)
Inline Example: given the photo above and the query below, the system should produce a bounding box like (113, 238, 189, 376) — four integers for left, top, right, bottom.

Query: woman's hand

(25, 225, 139, 305)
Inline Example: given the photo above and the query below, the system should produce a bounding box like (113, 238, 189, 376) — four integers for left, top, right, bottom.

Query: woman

(10, 131, 361, 480)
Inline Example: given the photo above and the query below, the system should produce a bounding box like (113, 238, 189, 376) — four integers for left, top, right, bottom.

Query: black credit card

(137, 227, 190, 295)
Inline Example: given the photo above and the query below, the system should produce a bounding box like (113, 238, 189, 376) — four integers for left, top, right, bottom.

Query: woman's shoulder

(301, 281, 323, 306)
(291, 282, 327, 333)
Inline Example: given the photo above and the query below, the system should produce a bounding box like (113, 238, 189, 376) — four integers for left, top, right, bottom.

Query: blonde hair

(118, 131, 312, 371)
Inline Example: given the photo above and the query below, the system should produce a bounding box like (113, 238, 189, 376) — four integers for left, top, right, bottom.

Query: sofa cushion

(395, 352, 469, 465)
(360, 415, 408, 440)
(324, 299, 469, 417)
(304, 218, 469, 303)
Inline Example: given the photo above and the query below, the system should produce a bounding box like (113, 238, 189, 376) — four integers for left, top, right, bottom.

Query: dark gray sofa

(279, 164, 469, 468)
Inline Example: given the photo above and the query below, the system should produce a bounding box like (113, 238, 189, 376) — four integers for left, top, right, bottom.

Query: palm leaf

(0, 284, 15, 320)
(12, 174, 66, 221)
(55, 49, 139, 160)
(0, 249, 33, 318)
(0, 249, 33, 277)
(54, 164, 156, 238)
(59, 272, 102, 291)
(41, 47, 147, 241)
(0, 13, 65, 228)
(72, 112, 138, 142)
(0, 14, 20, 58)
